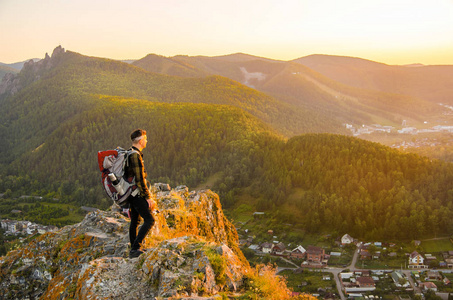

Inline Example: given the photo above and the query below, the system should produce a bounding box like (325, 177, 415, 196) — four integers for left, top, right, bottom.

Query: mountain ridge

(0, 58, 41, 70)
(1, 47, 337, 140)
(294, 54, 453, 105)
(133, 52, 444, 128)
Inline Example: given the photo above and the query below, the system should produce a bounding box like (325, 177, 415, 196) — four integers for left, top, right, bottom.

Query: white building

(391, 271, 410, 287)
(341, 272, 354, 280)
(260, 242, 273, 254)
(1, 219, 57, 236)
(408, 251, 427, 268)
(248, 244, 260, 251)
(433, 125, 453, 132)
(290, 245, 306, 259)
(398, 127, 417, 134)
(341, 234, 354, 245)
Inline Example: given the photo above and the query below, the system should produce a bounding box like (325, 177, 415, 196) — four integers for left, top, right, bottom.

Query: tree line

(1, 50, 452, 240)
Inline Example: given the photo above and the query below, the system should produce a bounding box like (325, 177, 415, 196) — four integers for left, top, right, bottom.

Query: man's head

(131, 129, 147, 150)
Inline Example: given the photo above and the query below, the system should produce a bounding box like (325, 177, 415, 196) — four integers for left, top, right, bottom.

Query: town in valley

(239, 212, 453, 299)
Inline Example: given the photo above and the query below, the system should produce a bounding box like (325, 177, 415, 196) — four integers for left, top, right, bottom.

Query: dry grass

(241, 264, 316, 300)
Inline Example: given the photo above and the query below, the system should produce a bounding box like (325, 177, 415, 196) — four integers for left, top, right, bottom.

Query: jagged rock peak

(0, 185, 257, 299)
(51, 45, 65, 58)
(0, 46, 66, 96)
(0, 72, 20, 95)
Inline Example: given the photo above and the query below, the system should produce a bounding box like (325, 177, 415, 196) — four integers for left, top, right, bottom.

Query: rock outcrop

(0, 45, 66, 96)
(0, 185, 251, 299)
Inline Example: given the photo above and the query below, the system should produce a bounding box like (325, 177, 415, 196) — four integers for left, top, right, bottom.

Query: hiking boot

(129, 249, 144, 258)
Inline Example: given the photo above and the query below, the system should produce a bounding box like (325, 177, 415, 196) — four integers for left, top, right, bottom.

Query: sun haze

(0, 0, 452, 65)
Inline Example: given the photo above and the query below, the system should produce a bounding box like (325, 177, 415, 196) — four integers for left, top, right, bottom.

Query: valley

(0, 46, 452, 299)
(232, 208, 453, 299)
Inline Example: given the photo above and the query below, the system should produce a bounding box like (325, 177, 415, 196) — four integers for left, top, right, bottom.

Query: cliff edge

(0, 185, 299, 299)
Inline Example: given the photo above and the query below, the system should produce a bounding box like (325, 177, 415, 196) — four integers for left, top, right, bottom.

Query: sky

(1, 0, 453, 65)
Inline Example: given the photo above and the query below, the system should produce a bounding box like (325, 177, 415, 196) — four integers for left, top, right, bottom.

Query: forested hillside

(3, 95, 452, 240)
(1, 47, 453, 241)
(4, 96, 275, 207)
(251, 134, 453, 240)
(0, 49, 345, 144)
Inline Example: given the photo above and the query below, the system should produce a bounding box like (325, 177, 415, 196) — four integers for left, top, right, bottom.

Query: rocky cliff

(0, 46, 66, 96)
(0, 185, 298, 299)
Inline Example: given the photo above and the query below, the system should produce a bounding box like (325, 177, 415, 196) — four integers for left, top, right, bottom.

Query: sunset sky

(1, 0, 453, 65)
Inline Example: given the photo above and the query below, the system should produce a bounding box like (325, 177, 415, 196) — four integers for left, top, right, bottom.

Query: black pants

(129, 195, 155, 251)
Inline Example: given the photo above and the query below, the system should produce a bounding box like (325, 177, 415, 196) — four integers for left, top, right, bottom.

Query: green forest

(1, 49, 452, 241)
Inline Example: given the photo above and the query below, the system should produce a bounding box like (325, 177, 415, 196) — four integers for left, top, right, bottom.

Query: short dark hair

(130, 129, 147, 141)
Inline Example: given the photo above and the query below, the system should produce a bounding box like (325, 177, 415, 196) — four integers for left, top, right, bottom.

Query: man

(125, 129, 157, 258)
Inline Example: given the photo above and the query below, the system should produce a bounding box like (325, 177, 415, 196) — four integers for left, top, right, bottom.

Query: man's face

(140, 135, 148, 148)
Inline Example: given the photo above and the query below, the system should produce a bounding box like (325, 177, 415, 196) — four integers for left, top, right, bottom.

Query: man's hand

(147, 198, 157, 211)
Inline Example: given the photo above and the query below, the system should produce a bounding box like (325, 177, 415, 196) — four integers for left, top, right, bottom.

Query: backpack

(97, 147, 139, 207)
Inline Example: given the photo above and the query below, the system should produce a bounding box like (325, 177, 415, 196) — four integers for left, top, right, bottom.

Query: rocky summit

(0, 185, 261, 300)
(0, 45, 66, 96)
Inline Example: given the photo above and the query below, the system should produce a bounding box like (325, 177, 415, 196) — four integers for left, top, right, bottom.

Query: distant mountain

(134, 53, 444, 128)
(294, 54, 453, 105)
(0, 65, 19, 80)
(0, 59, 41, 81)
(203, 52, 280, 63)
(133, 54, 210, 78)
(0, 58, 41, 70)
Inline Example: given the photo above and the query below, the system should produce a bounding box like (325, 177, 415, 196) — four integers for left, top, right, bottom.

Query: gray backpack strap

(124, 149, 138, 169)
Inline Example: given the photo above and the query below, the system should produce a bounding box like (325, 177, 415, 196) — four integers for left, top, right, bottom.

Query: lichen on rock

(0, 185, 255, 299)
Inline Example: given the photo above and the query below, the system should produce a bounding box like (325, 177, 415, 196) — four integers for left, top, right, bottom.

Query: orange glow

(0, 0, 452, 65)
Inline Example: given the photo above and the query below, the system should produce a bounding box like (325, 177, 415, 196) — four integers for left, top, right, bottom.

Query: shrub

(205, 247, 226, 286)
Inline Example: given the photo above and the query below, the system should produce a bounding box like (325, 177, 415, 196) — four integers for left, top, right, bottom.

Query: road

(325, 267, 346, 300)
(402, 270, 421, 294)
(283, 257, 300, 268)
(278, 247, 451, 299)
(277, 249, 360, 300)
(325, 247, 360, 300)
